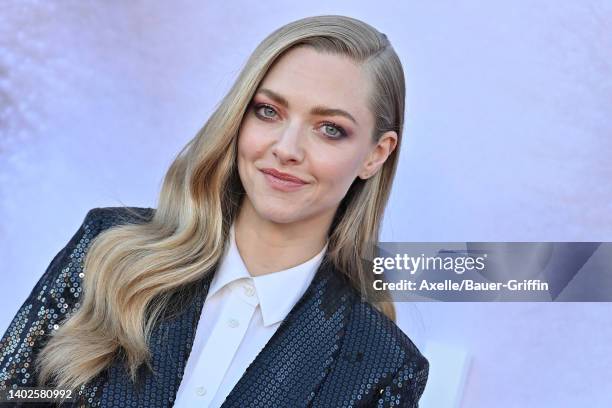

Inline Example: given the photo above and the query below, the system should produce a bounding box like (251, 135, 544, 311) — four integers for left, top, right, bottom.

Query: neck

(233, 198, 333, 277)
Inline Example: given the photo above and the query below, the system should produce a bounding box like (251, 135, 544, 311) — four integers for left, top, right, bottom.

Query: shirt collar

(208, 223, 328, 327)
(207, 225, 251, 299)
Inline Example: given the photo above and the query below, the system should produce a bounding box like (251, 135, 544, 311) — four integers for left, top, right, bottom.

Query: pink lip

(260, 168, 309, 192)
(260, 168, 308, 184)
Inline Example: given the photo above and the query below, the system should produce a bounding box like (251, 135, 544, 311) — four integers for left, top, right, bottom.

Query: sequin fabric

(0, 207, 428, 407)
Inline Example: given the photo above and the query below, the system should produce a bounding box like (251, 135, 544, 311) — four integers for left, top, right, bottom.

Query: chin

(253, 203, 302, 225)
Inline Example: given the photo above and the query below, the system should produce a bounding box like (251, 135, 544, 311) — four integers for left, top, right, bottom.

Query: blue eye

(321, 122, 348, 139)
(253, 104, 277, 120)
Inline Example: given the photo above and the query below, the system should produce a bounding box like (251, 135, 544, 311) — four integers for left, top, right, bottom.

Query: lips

(260, 168, 308, 184)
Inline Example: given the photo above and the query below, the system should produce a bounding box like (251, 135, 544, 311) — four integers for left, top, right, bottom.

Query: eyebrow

(256, 88, 359, 126)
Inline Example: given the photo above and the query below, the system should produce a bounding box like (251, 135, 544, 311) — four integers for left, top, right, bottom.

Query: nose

(271, 121, 305, 165)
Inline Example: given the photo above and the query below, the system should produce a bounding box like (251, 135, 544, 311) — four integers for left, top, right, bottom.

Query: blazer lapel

(97, 271, 214, 407)
(220, 256, 354, 407)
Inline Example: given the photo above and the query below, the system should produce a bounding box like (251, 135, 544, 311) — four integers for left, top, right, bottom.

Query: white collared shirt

(173, 224, 327, 408)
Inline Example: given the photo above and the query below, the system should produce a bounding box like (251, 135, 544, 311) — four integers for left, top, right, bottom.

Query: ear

(358, 131, 398, 179)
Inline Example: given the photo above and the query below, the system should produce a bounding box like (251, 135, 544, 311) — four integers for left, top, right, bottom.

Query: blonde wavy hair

(37, 14, 406, 390)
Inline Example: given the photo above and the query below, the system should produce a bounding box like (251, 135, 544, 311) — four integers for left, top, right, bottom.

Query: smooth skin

(235, 45, 397, 277)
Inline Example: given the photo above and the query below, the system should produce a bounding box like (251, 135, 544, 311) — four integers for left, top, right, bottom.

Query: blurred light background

(1, 1, 611, 407)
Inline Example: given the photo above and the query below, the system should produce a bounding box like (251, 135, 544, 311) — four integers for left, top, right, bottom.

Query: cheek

(311, 149, 363, 191)
(238, 122, 267, 160)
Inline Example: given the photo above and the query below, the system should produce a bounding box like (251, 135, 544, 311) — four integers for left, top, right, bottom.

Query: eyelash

(251, 103, 348, 139)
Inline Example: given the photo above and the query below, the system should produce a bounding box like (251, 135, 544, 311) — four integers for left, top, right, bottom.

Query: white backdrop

(1, 1, 611, 407)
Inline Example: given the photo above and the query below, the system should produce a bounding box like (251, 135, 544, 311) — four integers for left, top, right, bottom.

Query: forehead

(258, 46, 373, 123)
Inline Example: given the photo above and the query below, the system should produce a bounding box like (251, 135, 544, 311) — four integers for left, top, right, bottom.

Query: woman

(0, 15, 428, 407)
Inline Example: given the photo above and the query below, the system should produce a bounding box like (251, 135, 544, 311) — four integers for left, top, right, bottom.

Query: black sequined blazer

(0, 207, 428, 407)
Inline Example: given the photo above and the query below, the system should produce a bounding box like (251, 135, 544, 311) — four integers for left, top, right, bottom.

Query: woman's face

(237, 46, 396, 226)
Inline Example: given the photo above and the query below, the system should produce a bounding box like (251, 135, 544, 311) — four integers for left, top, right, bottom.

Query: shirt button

(227, 318, 239, 328)
(243, 284, 255, 297)
(195, 386, 207, 396)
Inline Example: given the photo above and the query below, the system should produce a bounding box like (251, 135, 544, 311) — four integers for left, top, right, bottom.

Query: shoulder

(316, 281, 429, 404)
(57, 206, 156, 255)
(345, 292, 428, 372)
(35, 206, 156, 292)
(81, 206, 155, 231)
(350, 300, 429, 405)
(320, 266, 428, 374)
(337, 284, 429, 384)
(38, 206, 156, 286)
